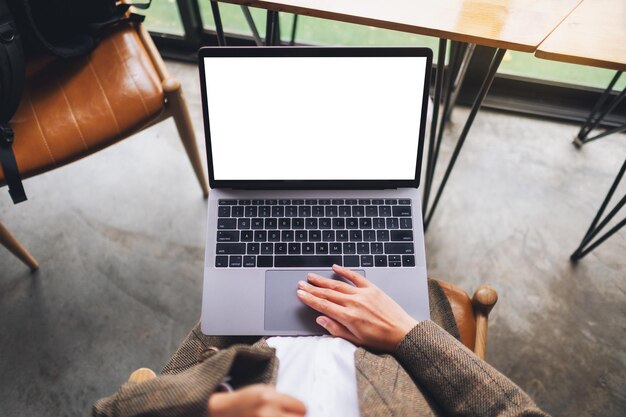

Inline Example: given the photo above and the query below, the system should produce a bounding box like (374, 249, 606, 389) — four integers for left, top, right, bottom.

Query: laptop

(199, 46, 432, 335)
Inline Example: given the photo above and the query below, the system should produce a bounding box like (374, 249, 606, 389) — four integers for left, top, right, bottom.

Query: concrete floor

(1, 60, 625, 416)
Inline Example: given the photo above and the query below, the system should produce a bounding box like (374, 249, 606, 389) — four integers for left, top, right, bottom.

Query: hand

(296, 264, 419, 352)
(208, 384, 306, 417)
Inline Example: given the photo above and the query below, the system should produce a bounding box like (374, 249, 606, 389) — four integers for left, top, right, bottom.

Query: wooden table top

(219, 0, 581, 52)
(536, 0, 626, 71)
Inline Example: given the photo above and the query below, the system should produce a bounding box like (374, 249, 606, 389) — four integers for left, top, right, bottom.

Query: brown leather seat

(1, 25, 164, 184)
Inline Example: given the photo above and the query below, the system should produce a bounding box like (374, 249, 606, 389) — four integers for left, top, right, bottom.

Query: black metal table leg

(290, 14, 299, 45)
(444, 43, 476, 122)
(424, 48, 506, 230)
(241, 6, 263, 46)
(209, 0, 226, 46)
(571, 158, 626, 260)
(265, 10, 280, 45)
(574, 71, 624, 148)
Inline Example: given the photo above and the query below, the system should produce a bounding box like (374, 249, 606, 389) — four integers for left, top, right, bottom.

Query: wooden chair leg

(471, 285, 498, 360)
(163, 78, 210, 198)
(0, 222, 39, 271)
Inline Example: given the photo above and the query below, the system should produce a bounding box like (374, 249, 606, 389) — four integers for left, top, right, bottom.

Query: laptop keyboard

(215, 199, 416, 268)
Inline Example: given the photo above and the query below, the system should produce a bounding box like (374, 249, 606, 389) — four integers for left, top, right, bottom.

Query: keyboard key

(350, 230, 363, 241)
(371, 199, 384, 204)
(292, 199, 304, 205)
(286, 206, 298, 217)
(268, 231, 280, 242)
(391, 230, 413, 241)
(322, 230, 335, 242)
(232, 206, 244, 217)
(295, 230, 307, 242)
(279, 219, 291, 229)
(402, 255, 415, 267)
(215, 256, 228, 267)
(275, 243, 287, 254)
(343, 243, 356, 254)
(299, 206, 311, 217)
(345, 199, 357, 205)
(279, 199, 290, 205)
(392, 206, 412, 217)
(319, 199, 331, 205)
(305, 199, 317, 205)
(312, 206, 325, 217)
(251, 218, 264, 229)
(259, 206, 271, 217)
(247, 243, 260, 254)
(374, 255, 387, 267)
(371, 243, 384, 254)
(219, 200, 237, 205)
(239, 200, 251, 205)
(385, 199, 397, 205)
(303, 243, 315, 254)
(400, 218, 412, 229)
(261, 243, 273, 254)
(229, 255, 242, 267)
(271, 206, 284, 217)
(384, 243, 414, 254)
(346, 218, 359, 229)
(257, 256, 273, 267)
(331, 199, 344, 205)
(265, 199, 277, 205)
(218, 207, 230, 217)
(357, 243, 369, 254)
(377, 230, 390, 241)
(353, 206, 365, 217)
(254, 231, 266, 242)
(319, 218, 332, 229)
(217, 243, 246, 254)
(373, 218, 386, 229)
(389, 255, 401, 267)
(243, 256, 256, 267)
(241, 230, 254, 242)
(332, 218, 345, 229)
(379, 206, 392, 217)
(325, 206, 338, 217)
(361, 255, 374, 267)
(309, 230, 321, 241)
(366, 206, 378, 217)
(306, 218, 318, 229)
(275, 256, 343, 267)
(363, 230, 376, 241)
(316, 243, 329, 254)
(399, 199, 411, 205)
(218, 219, 236, 230)
(358, 199, 371, 205)
(252, 199, 264, 205)
(386, 218, 399, 229)
(217, 231, 239, 242)
(237, 218, 251, 229)
(245, 206, 257, 217)
(336, 230, 349, 241)
(339, 206, 351, 217)
(359, 218, 372, 229)
(344, 255, 359, 267)
(265, 218, 277, 229)
(281, 231, 294, 241)
(292, 218, 305, 229)
(330, 243, 342, 254)
(289, 243, 301, 254)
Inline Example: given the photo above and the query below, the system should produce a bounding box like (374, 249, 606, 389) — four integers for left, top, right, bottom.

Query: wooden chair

(126, 280, 498, 384)
(0, 22, 208, 271)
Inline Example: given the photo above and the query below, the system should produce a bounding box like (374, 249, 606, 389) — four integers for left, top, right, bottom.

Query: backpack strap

(0, 0, 27, 204)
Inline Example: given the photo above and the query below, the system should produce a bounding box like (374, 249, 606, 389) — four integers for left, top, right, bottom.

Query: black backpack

(0, 0, 150, 204)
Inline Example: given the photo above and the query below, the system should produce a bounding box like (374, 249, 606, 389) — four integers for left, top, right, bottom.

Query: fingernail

(316, 317, 328, 326)
(297, 280, 306, 289)
(297, 289, 306, 297)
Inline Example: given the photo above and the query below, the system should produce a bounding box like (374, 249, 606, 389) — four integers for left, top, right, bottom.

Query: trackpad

(264, 269, 365, 333)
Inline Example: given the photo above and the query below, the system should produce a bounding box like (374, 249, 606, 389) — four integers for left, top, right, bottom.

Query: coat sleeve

(394, 320, 550, 417)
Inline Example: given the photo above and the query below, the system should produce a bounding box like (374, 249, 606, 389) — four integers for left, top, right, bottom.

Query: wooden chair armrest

(471, 285, 498, 360)
(128, 367, 157, 383)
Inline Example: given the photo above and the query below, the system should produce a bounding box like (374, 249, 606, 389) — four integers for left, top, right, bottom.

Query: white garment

(266, 336, 360, 417)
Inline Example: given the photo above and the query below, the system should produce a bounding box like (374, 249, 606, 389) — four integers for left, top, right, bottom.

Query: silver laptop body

(199, 47, 433, 335)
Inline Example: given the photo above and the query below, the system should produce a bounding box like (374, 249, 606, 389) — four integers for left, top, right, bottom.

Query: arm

(297, 265, 550, 417)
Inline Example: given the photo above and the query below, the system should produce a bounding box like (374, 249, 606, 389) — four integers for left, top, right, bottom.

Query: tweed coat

(92, 280, 549, 417)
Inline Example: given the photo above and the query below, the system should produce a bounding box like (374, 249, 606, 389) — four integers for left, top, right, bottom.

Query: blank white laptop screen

(203, 56, 427, 181)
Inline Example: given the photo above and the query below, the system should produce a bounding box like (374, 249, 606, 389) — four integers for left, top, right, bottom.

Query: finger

(332, 264, 369, 288)
(316, 316, 359, 345)
(276, 393, 306, 414)
(306, 273, 357, 294)
(297, 289, 347, 321)
(298, 280, 350, 305)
